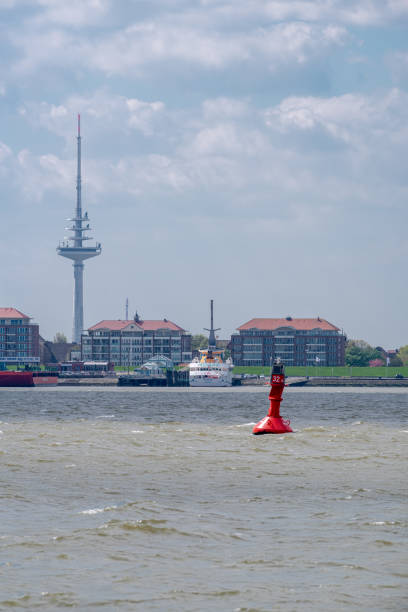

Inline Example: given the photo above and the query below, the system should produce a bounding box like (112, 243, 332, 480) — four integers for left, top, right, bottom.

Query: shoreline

(53, 376, 408, 387)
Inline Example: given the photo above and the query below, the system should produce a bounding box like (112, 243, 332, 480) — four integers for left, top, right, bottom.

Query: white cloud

(86, 21, 347, 73)
(202, 98, 249, 120)
(126, 99, 165, 135)
(264, 89, 408, 148)
(19, 92, 167, 143)
(10, 88, 408, 212)
(11, 28, 77, 75)
(388, 0, 408, 17)
(33, 0, 110, 26)
(200, 0, 408, 26)
(0, 142, 11, 162)
(10, 88, 408, 231)
(3, 0, 408, 86)
(15, 149, 72, 201)
(9, 14, 347, 78)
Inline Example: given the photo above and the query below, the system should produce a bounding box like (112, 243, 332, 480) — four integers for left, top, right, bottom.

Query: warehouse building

(230, 317, 346, 367)
(81, 315, 192, 366)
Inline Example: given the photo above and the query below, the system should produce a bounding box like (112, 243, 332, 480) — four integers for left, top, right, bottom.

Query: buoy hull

(252, 416, 293, 435)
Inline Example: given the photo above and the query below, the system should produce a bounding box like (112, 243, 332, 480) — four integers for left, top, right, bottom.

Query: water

(0, 387, 407, 611)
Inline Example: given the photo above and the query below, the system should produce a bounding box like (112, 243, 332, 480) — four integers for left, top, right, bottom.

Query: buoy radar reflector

(252, 358, 293, 435)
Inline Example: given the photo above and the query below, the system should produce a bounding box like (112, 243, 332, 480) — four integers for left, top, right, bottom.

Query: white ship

(189, 300, 233, 387)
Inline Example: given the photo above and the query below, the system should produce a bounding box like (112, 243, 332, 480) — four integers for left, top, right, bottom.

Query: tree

(369, 359, 384, 367)
(397, 345, 408, 366)
(345, 340, 383, 367)
(389, 354, 403, 367)
(191, 334, 208, 350)
(53, 332, 68, 344)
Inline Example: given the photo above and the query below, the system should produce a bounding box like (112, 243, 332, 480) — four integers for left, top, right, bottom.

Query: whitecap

(79, 505, 117, 515)
(236, 422, 256, 427)
(131, 430, 145, 433)
(96, 415, 115, 419)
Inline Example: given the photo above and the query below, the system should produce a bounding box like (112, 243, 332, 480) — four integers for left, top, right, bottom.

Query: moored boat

(0, 371, 34, 387)
(189, 350, 233, 387)
(188, 300, 233, 387)
(32, 371, 59, 386)
(0, 370, 59, 387)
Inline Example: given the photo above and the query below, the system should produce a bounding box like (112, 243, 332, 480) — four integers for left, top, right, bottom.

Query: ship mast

(204, 299, 221, 350)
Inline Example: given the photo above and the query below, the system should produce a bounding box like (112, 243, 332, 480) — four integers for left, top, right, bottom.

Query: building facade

(0, 308, 40, 366)
(81, 317, 192, 366)
(231, 317, 346, 367)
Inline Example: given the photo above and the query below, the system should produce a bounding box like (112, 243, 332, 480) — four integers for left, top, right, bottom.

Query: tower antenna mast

(57, 115, 102, 344)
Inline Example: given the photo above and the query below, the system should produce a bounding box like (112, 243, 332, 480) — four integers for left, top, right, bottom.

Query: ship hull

(0, 371, 59, 387)
(0, 372, 34, 387)
(188, 366, 233, 387)
(189, 377, 232, 387)
(33, 373, 59, 386)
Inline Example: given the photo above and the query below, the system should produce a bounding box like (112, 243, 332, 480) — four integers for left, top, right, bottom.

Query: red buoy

(253, 359, 293, 435)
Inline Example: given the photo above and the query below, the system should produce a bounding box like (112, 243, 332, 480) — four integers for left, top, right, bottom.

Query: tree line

(345, 340, 407, 367)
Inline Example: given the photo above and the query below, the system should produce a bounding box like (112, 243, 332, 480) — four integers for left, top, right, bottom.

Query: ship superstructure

(189, 300, 233, 387)
(57, 115, 101, 343)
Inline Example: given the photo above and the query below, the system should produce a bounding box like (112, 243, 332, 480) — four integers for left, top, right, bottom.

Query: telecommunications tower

(57, 115, 101, 344)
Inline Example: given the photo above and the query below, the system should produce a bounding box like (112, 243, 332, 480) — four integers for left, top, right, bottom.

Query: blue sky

(1, 0, 408, 347)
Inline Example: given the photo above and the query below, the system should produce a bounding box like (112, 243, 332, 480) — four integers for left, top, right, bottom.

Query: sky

(1, 0, 408, 347)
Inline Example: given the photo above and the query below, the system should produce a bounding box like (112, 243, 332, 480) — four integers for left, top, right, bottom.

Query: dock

(118, 369, 189, 387)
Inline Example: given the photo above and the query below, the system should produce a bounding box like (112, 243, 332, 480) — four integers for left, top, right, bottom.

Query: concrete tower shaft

(57, 115, 101, 344)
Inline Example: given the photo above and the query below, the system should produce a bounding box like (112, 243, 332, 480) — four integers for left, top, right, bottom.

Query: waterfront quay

(55, 375, 408, 387)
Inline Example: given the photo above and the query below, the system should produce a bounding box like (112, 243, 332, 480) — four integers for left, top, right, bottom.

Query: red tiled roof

(139, 320, 185, 332)
(88, 320, 143, 331)
(0, 307, 30, 319)
(237, 318, 340, 332)
(88, 319, 185, 332)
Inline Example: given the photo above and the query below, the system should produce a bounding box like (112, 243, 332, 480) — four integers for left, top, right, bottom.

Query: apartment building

(0, 308, 40, 366)
(231, 317, 346, 367)
(81, 316, 192, 366)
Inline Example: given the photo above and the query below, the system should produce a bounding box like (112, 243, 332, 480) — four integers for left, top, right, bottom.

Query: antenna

(57, 115, 102, 344)
(126, 298, 129, 320)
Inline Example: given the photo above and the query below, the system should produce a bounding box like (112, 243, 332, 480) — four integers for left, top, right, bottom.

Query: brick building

(0, 308, 40, 366)
(81, 316, 192, 366)
(231, 317, 346, 367)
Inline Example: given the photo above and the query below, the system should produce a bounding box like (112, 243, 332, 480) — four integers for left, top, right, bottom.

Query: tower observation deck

(57, 115, 101, 344)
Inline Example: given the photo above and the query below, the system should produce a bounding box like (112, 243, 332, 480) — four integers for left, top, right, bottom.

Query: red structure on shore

(253, 359, 293, 435)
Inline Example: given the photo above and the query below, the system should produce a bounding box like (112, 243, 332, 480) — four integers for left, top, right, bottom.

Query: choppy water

(0, 387, 407, 611)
